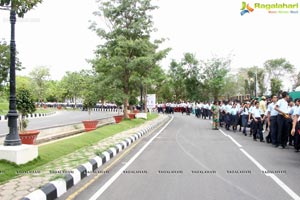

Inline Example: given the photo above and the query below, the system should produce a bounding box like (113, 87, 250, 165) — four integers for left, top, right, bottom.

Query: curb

(0, 112, 56, 121)
(21, 115, 171, 200)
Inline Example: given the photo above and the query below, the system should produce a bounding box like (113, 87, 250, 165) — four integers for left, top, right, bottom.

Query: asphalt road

(0, 110, 117, 135)
(60, 113, 300, 200)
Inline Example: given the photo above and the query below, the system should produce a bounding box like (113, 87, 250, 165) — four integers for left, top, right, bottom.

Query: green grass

(0, 103, 56, 115)
(0, 113, 158, 184)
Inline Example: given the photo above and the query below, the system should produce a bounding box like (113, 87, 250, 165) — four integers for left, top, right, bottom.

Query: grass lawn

(0, 113, 158, 184)
(0, 103, 56, 115)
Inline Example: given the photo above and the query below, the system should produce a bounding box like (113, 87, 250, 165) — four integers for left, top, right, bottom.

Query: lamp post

(4, 2, 21, 146)
(254, 67, 258, 99)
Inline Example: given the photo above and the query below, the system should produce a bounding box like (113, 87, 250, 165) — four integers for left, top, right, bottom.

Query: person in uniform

(211, 100, 220, 130)
(240, 102, 250, 136)
(267, 95, 278, 146)
(275, 91, 290, 149)
(230, 103, 239, 132)
(251, 101, 265, 142)
(291, 98, 300, 152)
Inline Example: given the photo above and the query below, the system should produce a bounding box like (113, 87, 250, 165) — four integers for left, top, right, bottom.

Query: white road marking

(240, 149, 300, 200)
(88, 116, 174, 200)
(219, 129, 242, 148)
(218, 125, 300, 199)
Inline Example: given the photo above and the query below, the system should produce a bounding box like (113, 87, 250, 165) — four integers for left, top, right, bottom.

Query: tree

(16, 87, 36, 132)
(223, 75, 238, 100)
(0, 0, 42, 17)
(291, 72, 300, 90)
(168, 60, 186, 101)
(90, 0, 169, 118)
(264, 58, 295, 80)
(181, 53, 201, 101)
(29, 66, 50, 102)
(201, 57, 230, 101)
(271, 78, 282, 96)
(60, 71, 85, 107)
(0, 40, 22, 89)
(44, 80, 65, 102)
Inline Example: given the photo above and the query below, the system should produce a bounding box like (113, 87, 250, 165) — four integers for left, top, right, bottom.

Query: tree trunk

(144, 84, 147, 112)
(88, 108, 91, 120)
(123, 97, 129, 119)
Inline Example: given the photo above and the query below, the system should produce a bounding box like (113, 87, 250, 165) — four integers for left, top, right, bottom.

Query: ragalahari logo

(240, 2, 254, 15)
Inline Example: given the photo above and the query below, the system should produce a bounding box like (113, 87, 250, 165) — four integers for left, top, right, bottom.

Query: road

(60, 113, 300, 200)
(0, 110, 117, 135)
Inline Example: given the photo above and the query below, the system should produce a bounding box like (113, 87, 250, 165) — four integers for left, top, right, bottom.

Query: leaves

(90, 0, 169, 116)
(0, 0, 42, 18)
(0, 40, 22, 88)
(16, 86, 36, 132)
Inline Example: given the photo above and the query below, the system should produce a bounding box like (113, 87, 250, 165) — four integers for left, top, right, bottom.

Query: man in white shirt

(275, 91, 290, 149)
(251, 101, 265, 142)
(267, 95, 279, 146)
(291, 98, 300, 152)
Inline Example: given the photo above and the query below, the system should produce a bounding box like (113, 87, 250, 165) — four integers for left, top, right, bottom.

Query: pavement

(57, 113, 300, 200)
(0, 114, 169, 200)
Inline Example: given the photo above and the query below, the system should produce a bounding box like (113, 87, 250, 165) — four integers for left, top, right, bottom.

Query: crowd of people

(156, 92, 300, 153)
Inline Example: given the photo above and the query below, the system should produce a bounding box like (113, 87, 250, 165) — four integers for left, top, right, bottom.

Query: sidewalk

(0, 114, 167, 200)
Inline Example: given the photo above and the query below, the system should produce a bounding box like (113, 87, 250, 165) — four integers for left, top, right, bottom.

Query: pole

(255, 68, 258, 98)
(4, 3, 21, 146)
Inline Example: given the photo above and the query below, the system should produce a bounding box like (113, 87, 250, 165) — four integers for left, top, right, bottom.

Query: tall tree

(201, 57, 230, 101)
(264, 58, 295, 80)
(182, 53, 201, 101)
(29, 66, 50, 102)
(168, 60, 186, 101)
(271, 78, 282, 96)
(60, 71, 85, 107)
(0, 40, 22, 89)
(90, 0, 169, 118)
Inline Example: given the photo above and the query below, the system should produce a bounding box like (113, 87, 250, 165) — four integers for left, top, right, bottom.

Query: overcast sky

(0, 0, 299, 90)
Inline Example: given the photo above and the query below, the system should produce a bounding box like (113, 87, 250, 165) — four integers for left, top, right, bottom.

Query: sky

(0, 0, 299, 91)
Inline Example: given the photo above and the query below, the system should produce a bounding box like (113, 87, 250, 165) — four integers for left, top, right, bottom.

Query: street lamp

(3, 2, 22, 146)
(254, 67, 258, 98)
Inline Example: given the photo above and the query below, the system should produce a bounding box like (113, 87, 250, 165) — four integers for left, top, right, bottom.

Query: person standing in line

(267, 95, 278, 146)
(291, 98, 300, 152)
(287, 101, 295, 146)
(251, 101, 265, 142)
(219, 101, 225, 127)
(240, 102, 250, 136)
(181, 101, 187, 115)
(211, 100, 220, 130)
(225, 101, 232, 130)
(248, 100, 256, 137)
(259, 96, 267, 132)
(275, 91, 290, 149)
(230, 103, 239, 132)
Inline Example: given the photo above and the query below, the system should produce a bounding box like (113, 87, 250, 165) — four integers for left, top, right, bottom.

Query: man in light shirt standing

(267, 95, 278, 146)
(251, 101, 265, 142)
(275, 91, 290, 149)
(291, 98, 300, 152)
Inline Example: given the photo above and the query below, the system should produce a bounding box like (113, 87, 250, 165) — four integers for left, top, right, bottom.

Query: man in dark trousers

(291, 98, 300, 152)
(267, 95, 278, 146)
(275, 91, 290, 149)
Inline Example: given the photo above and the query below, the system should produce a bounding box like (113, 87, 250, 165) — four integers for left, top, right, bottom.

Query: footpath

(0, 114, 168, 200)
